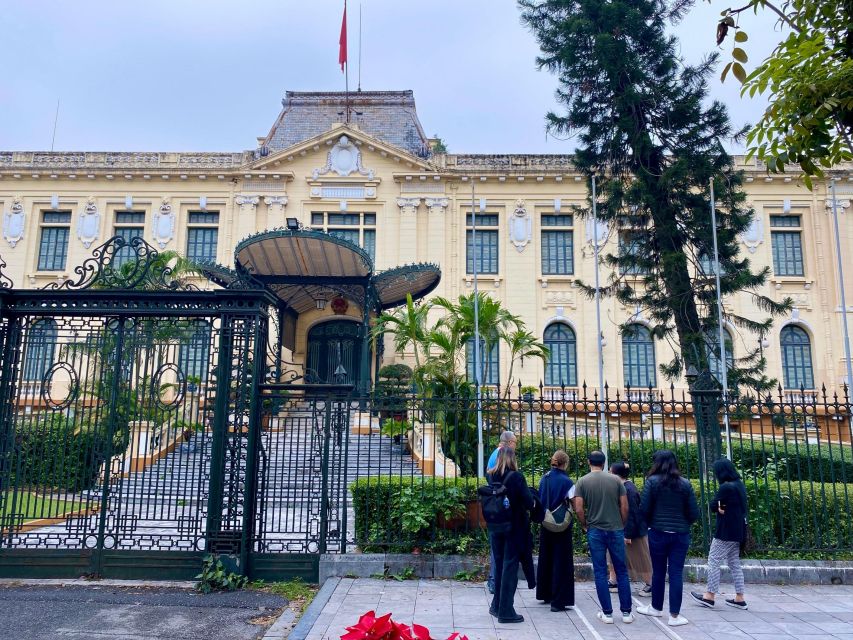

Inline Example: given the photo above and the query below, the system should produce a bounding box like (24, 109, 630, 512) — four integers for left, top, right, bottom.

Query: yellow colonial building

(1, 90, 851, 398)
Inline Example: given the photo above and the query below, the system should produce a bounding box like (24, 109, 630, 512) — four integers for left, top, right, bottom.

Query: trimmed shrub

(9, 413, 109, 492)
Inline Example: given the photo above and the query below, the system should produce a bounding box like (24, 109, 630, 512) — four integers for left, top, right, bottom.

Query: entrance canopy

(225, 227, 440, 350)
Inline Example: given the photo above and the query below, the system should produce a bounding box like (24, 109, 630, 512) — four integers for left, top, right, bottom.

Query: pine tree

(520, 0, 791, 393)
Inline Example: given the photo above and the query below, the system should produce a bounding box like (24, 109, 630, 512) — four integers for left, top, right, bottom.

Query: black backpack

(478, 474, 512, 529)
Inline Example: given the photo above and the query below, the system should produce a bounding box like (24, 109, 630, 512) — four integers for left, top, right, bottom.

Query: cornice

(0, 150, 251, 173)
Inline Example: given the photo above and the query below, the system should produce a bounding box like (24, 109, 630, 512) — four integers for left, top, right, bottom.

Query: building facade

(1, 90, 852, 397)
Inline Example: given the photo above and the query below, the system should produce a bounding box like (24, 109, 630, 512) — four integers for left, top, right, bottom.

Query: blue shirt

(538, 468, 574, 512)
(487, 447, 501, 473)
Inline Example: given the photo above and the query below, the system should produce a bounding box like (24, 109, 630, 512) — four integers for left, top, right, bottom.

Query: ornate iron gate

(0, 238, 283, 579)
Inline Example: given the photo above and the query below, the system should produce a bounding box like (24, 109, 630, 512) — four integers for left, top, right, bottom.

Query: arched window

(706, 328, 735, 381)
(780, 325, 814, 390)
(622, 324, 656, 388)
(23, 319, 57, 382)
(178, 320, 212, 383)
(544, 323, 577, 386)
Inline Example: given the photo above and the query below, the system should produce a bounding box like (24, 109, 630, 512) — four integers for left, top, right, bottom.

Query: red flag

(338, 1, 347, 72)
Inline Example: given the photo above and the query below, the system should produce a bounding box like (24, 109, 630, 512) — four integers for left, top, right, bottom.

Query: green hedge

(8, 413, 110, 492)
(512, 435, 853, 486)
(351, 474, 853, 557)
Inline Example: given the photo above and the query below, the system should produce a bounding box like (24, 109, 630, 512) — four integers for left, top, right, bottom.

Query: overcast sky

(0, 0, 781, 154)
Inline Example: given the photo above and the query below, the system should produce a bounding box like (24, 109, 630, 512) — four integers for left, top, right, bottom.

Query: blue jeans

(648, 529, 691, 615)
(587, 528, 632, 615)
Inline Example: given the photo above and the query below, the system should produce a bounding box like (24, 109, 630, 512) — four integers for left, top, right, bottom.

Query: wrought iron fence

(254, 383, 852, 558)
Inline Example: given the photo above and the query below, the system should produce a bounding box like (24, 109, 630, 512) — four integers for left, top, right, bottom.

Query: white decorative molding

(826, 198, 850, 212)
(739, 213, 764, 253)
(76, 196, 101, 248)
(235, 194, 260, 208)
(312, 136, 375, 180)
(152, 197, 175, 249)
(584, 215, 609, 251)
(3, 195, 25, 248)
(543, 290, 577, 309)
(424, 197, 448, 214)
(264, 195, 288, 207)
(396, 197, 421, 213)
(508, 199, 532, 252)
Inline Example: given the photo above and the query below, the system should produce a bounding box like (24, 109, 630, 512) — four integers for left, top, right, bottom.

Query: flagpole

(473, 183, 484, 478)
(592, 176, 609, 467)
(358, 2, 362, 92)
(710, 178, 732, 459)
(344, 0, 350, 123)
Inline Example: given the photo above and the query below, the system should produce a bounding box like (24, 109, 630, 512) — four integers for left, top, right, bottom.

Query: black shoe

(550, 605, 571, 612)
(540, 599, 551, 605)
(690, 591, 715, 608)
(498, 614, 525, 624)
(608, 581, 618, 593)
(725, 599, 748, 610)
(489, 606, 498, 617)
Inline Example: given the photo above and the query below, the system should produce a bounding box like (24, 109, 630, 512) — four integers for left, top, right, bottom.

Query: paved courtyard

(301, 578, 853, 640)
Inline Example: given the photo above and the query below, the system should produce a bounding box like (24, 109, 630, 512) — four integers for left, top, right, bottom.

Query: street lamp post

(472, 184, 485, 478)
(830, 179, 853, 395)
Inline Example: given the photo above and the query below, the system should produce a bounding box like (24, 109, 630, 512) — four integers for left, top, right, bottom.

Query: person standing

(574, 451, 634, 625)
(487, 431, 517, 594)
(487, 447, 534, 624)
(536, 450, 575, 612)
(636, 450, 700, 627)
(607, 462, 652, 597)
(690, 458, 749, 610)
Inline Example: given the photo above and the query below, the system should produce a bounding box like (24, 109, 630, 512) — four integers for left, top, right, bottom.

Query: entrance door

(306, 320, 362, 386)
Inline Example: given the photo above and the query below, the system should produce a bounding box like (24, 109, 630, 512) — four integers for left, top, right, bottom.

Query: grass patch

(1, 491, 75, 524)
(251, 577, 318, 612)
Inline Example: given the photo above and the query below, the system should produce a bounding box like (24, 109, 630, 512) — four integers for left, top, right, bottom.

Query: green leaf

(732, 48, 748, 63)
(720, 62, 733, 82)
(732, 62, 747, 83)
(734, 30, 748, 42)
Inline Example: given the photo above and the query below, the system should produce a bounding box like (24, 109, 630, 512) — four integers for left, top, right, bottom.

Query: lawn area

(1, 491, 75, 524)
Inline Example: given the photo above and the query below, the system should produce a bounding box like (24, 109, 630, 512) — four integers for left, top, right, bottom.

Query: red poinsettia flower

(341, 610, 469, 640)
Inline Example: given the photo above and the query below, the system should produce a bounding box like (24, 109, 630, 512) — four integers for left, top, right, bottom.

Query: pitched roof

(262, 90, 431, 158)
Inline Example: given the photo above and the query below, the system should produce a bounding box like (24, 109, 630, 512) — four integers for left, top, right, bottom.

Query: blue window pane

(619, 232, 649, 275)
(38, 227, 70, 271)
(466, 230, 498, 274)
(769, 215, 800, 227)
(771, 231, 804, 276)
(466, 339, 499, 385)
(363, 230, 376, 261)
(328, 213, 361, 226)
(541, 230, 573, 275)
(706, 328, 734, 381)
(544, 323, 577, 386)
(23, 319, 57, 382)
(780, 326, 814, 389)
(186, 228, 218, 262)
(541, 214, 573, 227)
(187, 212, 219, 224)
(622, 324, 656, 388)
(115, 211, 145, 224)
(328, 228, 360, 247)
(465, 214, 499, 227)
(178, 320, 212, 383)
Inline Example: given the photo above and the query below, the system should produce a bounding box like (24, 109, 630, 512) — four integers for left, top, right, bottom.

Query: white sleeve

(567, 485, 576, 500)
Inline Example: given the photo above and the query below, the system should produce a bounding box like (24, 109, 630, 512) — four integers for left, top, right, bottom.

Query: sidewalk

(299, 578, 853, 640)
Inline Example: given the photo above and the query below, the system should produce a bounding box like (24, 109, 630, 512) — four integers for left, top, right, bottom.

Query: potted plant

(521, 385, 538, 403)
(186, 375, 202, 394)
(380, 418, 410, 447)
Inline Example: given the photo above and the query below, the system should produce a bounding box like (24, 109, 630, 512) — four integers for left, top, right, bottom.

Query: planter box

(437, 499, 486, 531)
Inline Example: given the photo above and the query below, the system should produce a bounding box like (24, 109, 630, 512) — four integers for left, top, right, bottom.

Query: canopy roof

(230, 227, 440, 316)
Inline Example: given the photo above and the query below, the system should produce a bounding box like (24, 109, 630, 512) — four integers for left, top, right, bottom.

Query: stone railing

(0, 151, 251, 170)
(408, 421, 459, 478)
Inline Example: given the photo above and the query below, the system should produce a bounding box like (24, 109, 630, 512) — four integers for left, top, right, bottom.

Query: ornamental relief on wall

(3, 196, 25, 248)
(152, 197, 175, 249)
(508, 200, 532, 252)
(312, 136, 375, 180)
(76, 197, 101, 249)
(543, 289, 577, 309)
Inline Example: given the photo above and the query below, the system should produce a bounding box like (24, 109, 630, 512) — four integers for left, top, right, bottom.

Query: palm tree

(502, 328, 549, 399)
(373, 293, 431, 390)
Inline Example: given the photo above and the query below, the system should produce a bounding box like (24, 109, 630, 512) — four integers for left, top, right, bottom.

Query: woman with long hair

(486, 447, 534, 624)
(536, 450, 575, 611)
(691, 458, 749, 610)
(607, 462, 652, 596)
(636, 450, 699, 627)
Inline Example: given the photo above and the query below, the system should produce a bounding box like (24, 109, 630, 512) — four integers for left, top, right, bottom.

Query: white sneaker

(668, 615, 689, 627)
(622, 612, 635, 624)
(636, 605, 663, 617)
(596, 611, 614, 624)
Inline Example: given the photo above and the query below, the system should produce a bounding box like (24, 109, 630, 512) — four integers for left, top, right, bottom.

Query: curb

(285, 577, 341, 640)
(0, 578, 197, 589)
(262, 608, 296, 640)
(319, 554, 853, 586)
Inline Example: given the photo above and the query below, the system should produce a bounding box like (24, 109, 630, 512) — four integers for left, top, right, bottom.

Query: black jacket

(641, 475, 700, 534)
(623, 480, 648, 539)
(711, 480, 748, 542)
(489, 470, 534, 540)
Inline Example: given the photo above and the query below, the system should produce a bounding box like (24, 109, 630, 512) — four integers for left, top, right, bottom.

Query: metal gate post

(240, 313, 267, 574)
(0, 316, 22, 544)
(205, 314, 234, 549)
(92, 316, 127, 576)
(318, 394, 333, 554)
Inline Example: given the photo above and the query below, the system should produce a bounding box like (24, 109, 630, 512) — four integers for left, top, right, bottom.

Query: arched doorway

(306, 319, 362, 385)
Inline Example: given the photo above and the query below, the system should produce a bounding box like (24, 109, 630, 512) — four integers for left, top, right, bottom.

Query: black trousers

(536, 526, 575, 608)
(489, 529, 520, 619)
